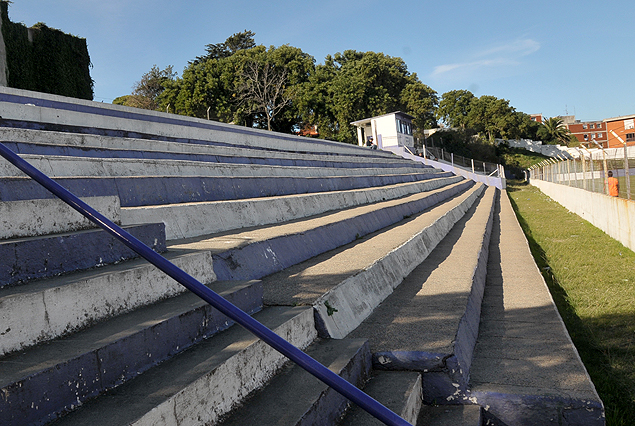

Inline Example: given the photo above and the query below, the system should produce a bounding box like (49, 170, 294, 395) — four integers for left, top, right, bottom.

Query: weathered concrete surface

(0, 127, 423, 168)
(468, 191, 604, 425)
(0, 280, 261, 426)
(0, 153, 430, 178)
(219, 339, 371, 426)
(0, 250, 216, 356)
(531, 178, 635, 254)
(124, 176, 464, 240)
(50, 307, 316, 426)
(418, 405, 482, 426)
(339, 371, 422, 425)
(348, 187, 495, 398)
(0, 196, 120, 239)
(0, 222, 165, 287)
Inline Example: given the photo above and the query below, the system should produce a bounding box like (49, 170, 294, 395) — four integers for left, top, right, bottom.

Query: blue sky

(8, 0, 634, 122)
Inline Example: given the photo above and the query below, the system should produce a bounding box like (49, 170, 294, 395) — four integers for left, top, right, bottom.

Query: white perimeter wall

(530, 179, 635, 253)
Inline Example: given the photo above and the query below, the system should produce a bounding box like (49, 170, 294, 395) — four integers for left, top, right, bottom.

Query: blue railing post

(0, 142, 412, 426)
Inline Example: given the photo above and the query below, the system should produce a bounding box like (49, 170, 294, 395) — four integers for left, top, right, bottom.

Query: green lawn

(506, 181, 635, 425)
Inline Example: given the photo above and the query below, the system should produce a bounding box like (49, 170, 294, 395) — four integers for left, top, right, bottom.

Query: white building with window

(350, 111, 414, 150)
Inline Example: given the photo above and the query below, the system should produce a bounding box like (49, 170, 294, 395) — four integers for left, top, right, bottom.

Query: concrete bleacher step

(348, 186, 496, 400)
(0, 172, 453, 207)
(0, 280, 262, 426)
(0, 196, 120, 240)
(44, 306, 317, 426)
(170, 179, 476, 282)
(218, 338, 371, 426)
(338, 371, 422, 425)
(0, 222, 166, 287)
(262, 183, 486, 340)
(123, 175, 464, 240)
(0, 248, 217, 356)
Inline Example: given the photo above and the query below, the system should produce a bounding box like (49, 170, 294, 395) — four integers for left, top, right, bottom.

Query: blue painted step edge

(0, 222, 166, 287)
(0, 280, 263, 426)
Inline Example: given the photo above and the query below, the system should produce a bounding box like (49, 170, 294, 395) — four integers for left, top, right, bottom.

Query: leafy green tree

(191, 30, 256, 64)
(466, 95, 515, 141)
(436, 90, 475, 129)
(118, 65, 176, 110)
(537, 117, 574, 145)
(298, 50, 437, 143)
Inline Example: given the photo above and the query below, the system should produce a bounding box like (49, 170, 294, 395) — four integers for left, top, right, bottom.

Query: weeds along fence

(424, 146, 501, 176)
(529, 149, 634, 200)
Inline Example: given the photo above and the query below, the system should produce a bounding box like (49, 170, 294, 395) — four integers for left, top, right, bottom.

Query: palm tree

(538, 117, 573, 145)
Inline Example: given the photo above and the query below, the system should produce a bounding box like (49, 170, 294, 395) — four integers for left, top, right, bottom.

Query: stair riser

(0, 223, 166, 287)
(0, 196, 120, 240)
(296, 341, 372, 426)
(212, 180, 474, 281)
(0, 282, 262, 426)
(3, 140, 427, 170)
(124, 176, 464, 241)
(0, 172, 451, 206)
(0, 251, 216, 356)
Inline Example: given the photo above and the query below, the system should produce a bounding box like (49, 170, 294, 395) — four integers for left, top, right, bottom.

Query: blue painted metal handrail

(0, 142, 412, 426)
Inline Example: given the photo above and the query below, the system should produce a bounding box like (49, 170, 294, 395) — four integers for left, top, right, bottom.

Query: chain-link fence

(529, 150, 634, 200)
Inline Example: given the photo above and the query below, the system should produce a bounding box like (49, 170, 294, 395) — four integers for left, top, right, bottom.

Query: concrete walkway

(469, 191, 603, 425)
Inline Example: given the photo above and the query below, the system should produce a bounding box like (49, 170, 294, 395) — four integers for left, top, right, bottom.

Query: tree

(237, 61, 292, 131)
(436, 90, 475, 129)
(298, 50, 437, 143)
(466, 95, 515, 141)
(537, 117, 573, 145)
(191, 30, 256, 64)
(125, 65, 176, 110)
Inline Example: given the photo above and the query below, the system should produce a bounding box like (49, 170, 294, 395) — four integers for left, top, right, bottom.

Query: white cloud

(430, 38, 540, 81)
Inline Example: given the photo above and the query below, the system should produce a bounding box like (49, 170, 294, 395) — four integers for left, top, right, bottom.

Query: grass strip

(507, 180, 635, 425)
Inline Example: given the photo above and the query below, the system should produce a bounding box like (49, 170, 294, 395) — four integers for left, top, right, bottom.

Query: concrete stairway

(0, 88, 603, 425)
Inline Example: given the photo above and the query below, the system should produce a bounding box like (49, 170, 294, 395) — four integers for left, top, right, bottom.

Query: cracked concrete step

(122, 175, 464, 240)
(468, 191, 604, 425)
(0, 279, 262, 426)
(338, 371, 422, 425)
(0, 222, 166, 288)
(347, 186, 496, 401)
(262, 183, 486, 340)
(218, 338, 371, 426)
(0, 196, 120, 240)
(49, 306, 317, 426)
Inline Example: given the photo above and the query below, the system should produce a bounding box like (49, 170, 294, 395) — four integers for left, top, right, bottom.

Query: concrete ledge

(0, 127, 422, 167)
(0, 280, 262, 426)
(0, 222, 166, 287)
(0, 172, 452, 206)
(0, 153, 434, 178)
(0, 196, 120, 239)
(313, 183, 486, 339)
(123, 176, 464, 240)
(0, 250, 216, 356)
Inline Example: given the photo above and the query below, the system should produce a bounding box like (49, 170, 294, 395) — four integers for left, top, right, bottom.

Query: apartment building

(604, 114, 635, 148)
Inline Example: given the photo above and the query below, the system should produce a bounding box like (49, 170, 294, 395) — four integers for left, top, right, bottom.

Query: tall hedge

(0, 2, 94, 100)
